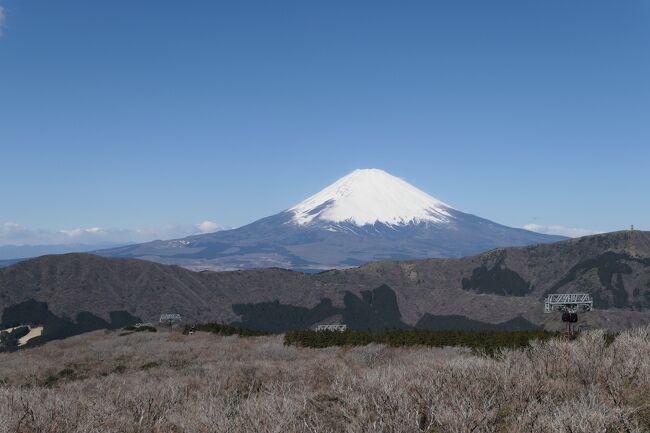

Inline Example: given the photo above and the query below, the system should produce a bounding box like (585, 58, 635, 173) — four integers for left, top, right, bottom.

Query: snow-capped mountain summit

(99, 169, 567, 271)
(289, 169, 453, 226)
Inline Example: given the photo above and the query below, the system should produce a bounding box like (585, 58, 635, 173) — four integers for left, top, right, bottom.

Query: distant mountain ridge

(1, 231, 649, 340)
(97, 169, 565, 271)
(0, 243, 127, 261)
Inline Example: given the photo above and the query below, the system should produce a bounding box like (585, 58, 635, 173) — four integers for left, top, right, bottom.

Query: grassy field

(1, 328, 649, 433)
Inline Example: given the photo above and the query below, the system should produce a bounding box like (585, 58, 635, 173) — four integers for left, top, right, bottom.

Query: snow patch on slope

(289, 169, 455, 226)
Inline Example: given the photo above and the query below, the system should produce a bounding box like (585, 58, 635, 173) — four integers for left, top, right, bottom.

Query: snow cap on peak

(289, 168, 454, 226)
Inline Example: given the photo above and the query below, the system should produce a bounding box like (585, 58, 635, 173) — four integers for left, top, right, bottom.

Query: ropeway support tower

(544, 293, 593, 338)
(159, 313, 182, 330)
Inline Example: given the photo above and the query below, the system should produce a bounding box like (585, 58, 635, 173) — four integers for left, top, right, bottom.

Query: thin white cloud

(0, 5, 6, 36)
(523, 223, 599, 238)
(0, 221, 225, 246)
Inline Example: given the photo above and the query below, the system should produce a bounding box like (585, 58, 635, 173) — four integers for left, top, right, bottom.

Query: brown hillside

(1, 231, 649, 331)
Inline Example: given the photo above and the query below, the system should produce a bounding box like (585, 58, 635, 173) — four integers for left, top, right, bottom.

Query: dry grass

(1, 328, 650, 432)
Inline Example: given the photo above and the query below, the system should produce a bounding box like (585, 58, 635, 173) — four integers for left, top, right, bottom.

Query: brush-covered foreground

(1, 329, 650, 433)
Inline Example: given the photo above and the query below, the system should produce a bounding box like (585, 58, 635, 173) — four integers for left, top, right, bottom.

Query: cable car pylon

(544, 293, 594, 338)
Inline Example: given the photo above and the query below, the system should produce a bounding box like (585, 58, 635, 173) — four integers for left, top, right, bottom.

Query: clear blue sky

(1, 0, 648, 244)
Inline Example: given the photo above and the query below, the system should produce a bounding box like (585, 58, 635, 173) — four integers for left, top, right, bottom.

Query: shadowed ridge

(0, 231, 649, 333)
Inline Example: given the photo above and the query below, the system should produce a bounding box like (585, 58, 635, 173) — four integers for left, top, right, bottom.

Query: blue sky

(1, 0, 648, 245)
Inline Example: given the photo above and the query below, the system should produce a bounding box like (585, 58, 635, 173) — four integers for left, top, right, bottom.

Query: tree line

(183, 323, 268, 337)
(284, 328, 563, 355)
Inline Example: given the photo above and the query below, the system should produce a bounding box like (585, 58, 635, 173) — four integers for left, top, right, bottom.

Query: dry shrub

(2, 328, 650, 432)
(304, 362, 338, 391)
(347, 343, 393, 368)
(253, 339, 298, 361)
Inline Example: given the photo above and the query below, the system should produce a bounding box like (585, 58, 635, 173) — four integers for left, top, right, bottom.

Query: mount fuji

(99, 169, 565, 271)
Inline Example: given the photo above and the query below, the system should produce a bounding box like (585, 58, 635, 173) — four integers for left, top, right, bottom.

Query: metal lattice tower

(316, 324, 347, 332)
(159, 313, 182, 330)
(544, 293, 593, 338)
